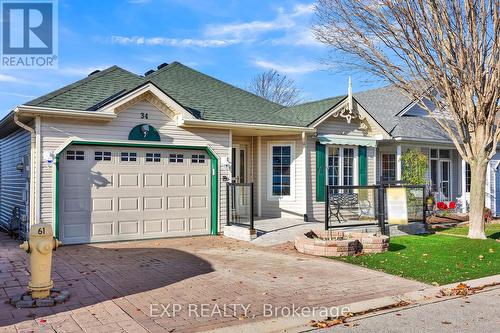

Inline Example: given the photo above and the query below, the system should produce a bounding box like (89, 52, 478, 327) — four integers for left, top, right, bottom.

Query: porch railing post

(250, 183, 254, 231)
(226, 182, 230, 226)
(325, 185, 329, 230)
(378, 185, 387, 235)
(422, 185, 427, 224)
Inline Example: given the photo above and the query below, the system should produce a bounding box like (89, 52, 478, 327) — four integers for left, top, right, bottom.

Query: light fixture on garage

(141, 124, 150, 138)
(16, 162, 24, 172)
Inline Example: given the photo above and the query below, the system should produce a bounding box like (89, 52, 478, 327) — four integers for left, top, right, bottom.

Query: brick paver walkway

(0, 233, 427, 332)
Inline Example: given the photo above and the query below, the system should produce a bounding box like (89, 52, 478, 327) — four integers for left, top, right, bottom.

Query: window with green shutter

(358, 146, 367, 186)
(316, 142, 326, 202)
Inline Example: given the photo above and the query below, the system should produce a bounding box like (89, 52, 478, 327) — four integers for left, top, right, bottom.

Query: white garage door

(59, 146, 211, 244)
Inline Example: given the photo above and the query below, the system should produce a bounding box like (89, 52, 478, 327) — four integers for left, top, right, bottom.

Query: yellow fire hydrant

(20, 224, 62, 299)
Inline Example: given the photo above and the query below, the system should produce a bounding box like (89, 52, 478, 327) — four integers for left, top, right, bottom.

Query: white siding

(39, 101, 230, 233)
(0, 129, 31, 230)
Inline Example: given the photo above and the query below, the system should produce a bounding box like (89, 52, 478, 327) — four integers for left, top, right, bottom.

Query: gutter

(178, 117, 316, 133)
(16, 105, 116, 120)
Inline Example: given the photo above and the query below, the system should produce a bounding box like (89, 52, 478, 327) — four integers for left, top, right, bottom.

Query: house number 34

(140, 112, 149, 119)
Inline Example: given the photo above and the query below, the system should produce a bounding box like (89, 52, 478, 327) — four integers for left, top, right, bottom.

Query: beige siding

(317, 117, 366, 136)
(0, 129, 31, 230)
(316, 112, 386, 138)
(39, 100, 230, 233)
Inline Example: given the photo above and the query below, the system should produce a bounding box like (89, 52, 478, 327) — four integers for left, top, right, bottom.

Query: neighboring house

(0, 62, 496, 244)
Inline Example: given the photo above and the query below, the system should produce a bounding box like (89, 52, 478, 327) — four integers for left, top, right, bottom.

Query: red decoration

(437, 201, 448, 210)
(449, 201, 456, 209)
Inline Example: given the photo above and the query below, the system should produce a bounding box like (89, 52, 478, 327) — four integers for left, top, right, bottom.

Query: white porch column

(257, 136, 262, 217)
(461, 158, 467, 213)
(396, 145, 402, 181)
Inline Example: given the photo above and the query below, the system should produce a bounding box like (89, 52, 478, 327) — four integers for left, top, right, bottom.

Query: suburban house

(0, 61, 498, 244)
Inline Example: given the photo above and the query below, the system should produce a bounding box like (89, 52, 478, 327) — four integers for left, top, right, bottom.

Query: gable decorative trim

(115, 91, 177, 119)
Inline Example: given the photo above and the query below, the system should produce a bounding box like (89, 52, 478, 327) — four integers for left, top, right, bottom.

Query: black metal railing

(226, 182, 254, 231)
(325, 184, 427, 235)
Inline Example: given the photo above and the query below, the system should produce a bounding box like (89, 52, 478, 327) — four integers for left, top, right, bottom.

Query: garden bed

(295, 230, 389, 257)
(426, 213, 469, 224)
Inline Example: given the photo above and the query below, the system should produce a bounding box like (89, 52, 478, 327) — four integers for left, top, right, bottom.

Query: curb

(204, 274, 500, 333)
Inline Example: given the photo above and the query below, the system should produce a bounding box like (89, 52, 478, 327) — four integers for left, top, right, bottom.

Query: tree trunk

(467, 161, 488, 239)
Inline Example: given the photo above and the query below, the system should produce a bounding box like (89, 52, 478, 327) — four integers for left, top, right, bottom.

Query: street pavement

(321, 287, 500, 333)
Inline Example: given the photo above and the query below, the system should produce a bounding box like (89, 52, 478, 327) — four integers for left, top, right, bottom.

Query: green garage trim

(316, 142, 326, 202)
(358, 146, 367, 186)
(54, 140, 219, 239)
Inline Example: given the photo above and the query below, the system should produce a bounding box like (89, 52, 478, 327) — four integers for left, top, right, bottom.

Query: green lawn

(330, 225, 500, 285)
(436, 224, 500, 238)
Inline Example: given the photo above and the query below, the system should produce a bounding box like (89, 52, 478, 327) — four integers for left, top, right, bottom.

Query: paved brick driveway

(0, 233, 427, 332)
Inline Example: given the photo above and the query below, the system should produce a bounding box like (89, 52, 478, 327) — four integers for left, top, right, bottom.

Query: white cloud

(0, 73, 25, 83)
(205, 3, 314, 38)
(253, 59, 325, 74)
(111, 35, 240, 48)
(0, 91, 35, 98)
(205, 3, 317, 46)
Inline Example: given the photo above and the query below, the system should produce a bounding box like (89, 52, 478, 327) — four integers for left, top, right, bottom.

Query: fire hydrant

(20, 224, 62, 299)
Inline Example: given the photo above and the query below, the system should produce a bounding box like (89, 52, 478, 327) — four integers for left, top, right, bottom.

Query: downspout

(35, 116, 41, 223)
(13, 113, 36, 226)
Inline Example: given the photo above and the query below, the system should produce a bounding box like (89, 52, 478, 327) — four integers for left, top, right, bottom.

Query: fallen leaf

(442, 321, 452, 325)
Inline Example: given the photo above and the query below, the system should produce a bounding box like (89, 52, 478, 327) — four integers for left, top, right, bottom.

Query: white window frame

(267, 141, 295, 201)
(66, 150, 85, 161)
(429, 148, 453, 201)
(380, 153, 397, 182)
(326, 145, 359, 187)
(145, 152, 161, 163)
(94, 151, 112, 162)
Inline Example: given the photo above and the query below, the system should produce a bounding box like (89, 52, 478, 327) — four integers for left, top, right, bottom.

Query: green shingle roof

(24, 62, 347, 127)
(274, 96, 346, 126)
(26, 66, 144, 110)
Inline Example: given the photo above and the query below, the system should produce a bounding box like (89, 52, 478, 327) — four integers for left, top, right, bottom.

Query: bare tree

(248, 70, 302, 106)
(313, 0, 499, 239)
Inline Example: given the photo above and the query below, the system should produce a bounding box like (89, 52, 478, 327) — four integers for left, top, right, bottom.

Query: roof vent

(88, 70, 100, 76)
(144, 69, 155, 76)
(157, 63, 168, 70)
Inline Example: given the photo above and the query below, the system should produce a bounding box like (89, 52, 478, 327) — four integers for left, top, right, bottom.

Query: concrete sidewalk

(0, 233, 425, 332)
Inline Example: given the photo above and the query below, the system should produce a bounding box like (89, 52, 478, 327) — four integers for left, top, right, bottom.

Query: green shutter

(358, 146, 368, 186)
(316, 142, 326, 202)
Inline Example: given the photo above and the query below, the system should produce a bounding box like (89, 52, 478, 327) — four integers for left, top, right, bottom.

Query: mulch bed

(426, 213, 469, 224)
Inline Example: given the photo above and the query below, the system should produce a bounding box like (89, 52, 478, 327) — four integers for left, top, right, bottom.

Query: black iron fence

(325, 184, 426, 234)
(226, 182, 254, 230)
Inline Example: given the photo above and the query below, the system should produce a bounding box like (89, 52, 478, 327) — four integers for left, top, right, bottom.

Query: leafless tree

(248, 70, 302, 106)
(313, 0, 499, 239)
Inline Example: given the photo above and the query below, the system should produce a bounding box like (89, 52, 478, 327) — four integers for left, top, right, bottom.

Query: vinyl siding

(39, 100, 230, 233)
(317, 117, 367, 136)
(0, 129, 30, 230)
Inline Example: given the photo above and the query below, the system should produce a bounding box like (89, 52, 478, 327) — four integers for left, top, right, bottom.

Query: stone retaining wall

(295, 230, 389, 257)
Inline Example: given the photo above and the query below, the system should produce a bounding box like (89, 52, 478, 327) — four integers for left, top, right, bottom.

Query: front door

(439, 160, 451, 200)
(327, 146, 356, 192)
(231, 144, 247, 183)
(230, 144, 251, 221)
